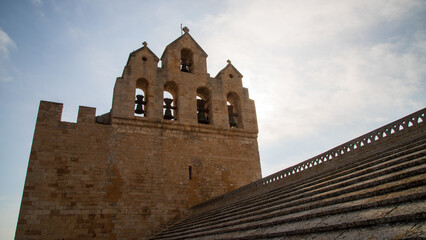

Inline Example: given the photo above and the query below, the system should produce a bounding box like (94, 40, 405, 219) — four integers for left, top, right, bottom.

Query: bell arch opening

(135, 78, 148, 117)
(180, 48, 193, 73)
(163, 81, 178, 120)
(227, 92, 241, 128)
(196, 87, 211, 124)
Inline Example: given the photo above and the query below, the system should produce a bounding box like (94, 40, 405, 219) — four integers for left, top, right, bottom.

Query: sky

(0, 0, 425, 238)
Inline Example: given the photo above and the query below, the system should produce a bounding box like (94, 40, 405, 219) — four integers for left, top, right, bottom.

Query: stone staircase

(150, 109, 425, 239)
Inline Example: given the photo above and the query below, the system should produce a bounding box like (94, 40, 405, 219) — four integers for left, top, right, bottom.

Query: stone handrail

(193, 108, 425, 209)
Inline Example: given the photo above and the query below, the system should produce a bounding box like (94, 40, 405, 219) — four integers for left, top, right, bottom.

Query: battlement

(77, 106, 96, 124)
(16, 29, 261, 240)
(37, 101, 100, 125)
(37, 101, 63, 123)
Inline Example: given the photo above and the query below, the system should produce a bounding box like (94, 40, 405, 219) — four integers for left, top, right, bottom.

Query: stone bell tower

(16, 27, 261, 239)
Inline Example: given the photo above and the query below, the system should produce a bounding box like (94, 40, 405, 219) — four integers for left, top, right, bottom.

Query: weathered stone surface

(15, 29, 261, 239)
(149, 110, 425, 240)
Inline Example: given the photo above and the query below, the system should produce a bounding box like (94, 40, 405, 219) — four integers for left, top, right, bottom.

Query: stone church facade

(15, 27, 262, 239)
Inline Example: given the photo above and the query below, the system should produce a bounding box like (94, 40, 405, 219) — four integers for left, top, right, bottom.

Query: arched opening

(135, 88, 146, 116)
(227, 92, 241, 128)
(196, 87, 211, 124)
(135, 78, 148, 117)
(163, 81, 178, 120)
(180, 48, 193, 73)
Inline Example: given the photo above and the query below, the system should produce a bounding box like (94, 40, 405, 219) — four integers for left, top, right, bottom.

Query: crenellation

(16, 28, 261, 240)
(77, 106, 96, 124)
(37, 101, 63, 123)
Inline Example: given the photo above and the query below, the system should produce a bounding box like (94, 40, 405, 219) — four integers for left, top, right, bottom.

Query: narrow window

(189, 166, 192, 180)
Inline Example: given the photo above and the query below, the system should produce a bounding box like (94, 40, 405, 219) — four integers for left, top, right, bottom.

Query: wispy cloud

(0, 28, 17, 60)
(193, 0, 426, 175)
(196, 0, 425, 140)
(0, 28, 17, 82)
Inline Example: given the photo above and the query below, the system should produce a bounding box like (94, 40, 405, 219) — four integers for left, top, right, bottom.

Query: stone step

(150, 137, 426, 240)
(223, 178, 426, 234)
(156, 190, 425, 239)
(159, 151, 426, 233)
(264, 222, 425, 240)
(200, 174, 425, 234)
(153, 183, 425, 239)
(152, 165, 426, 239)
(208, 206, 426, 240)
(174, 140, 426, 228)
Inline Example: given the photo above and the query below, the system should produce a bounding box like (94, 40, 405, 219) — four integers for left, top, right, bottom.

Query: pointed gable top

(215, 60, 243, 79)
(128, 41, 159, 64)
(161, 27, 208, 60)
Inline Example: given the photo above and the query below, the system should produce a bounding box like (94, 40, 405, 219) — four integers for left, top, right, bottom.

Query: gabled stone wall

(16, 29, 261, 239)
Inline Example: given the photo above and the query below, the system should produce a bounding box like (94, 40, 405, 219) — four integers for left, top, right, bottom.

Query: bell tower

(110, 27, 258, 131)
(16, 27, 261, 239)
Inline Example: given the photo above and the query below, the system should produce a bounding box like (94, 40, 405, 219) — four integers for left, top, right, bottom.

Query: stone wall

(16, 101, 261, 239)
(16, 29, 261, 239)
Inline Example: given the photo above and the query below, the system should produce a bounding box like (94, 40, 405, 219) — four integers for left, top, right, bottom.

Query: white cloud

(192, 0, 426, 176)
(195, 0, 425, 143)
(0, 28, 17, 60)
(0, 28, 17, 82)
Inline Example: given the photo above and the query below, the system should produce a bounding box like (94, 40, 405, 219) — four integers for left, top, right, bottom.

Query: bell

(229, 115, 237, 127)
(163, 98, 175, 120)
(181, 63, 189, 72)
(180, 58, 191, 72)
(164, 109, 174, 120)
(197, 99, 209, 124)
(228, 105, 238, 127)
(198, 111, 209, 124)
(134, 94, 145, 114)
(135, 104, 144, 114)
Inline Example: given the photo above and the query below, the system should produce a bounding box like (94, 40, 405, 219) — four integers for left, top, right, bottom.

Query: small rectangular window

(189, 166, 192, 180)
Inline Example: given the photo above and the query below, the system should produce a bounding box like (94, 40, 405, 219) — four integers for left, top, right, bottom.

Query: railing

(193, 108, 425, 209)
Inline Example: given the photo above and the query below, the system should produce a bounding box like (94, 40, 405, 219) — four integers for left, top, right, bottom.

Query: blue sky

(1, 0, 425, 238)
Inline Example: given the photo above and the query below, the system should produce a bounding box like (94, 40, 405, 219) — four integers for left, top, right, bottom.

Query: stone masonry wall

(15, 101, 261, 239)
(16, 29, 262, 239)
